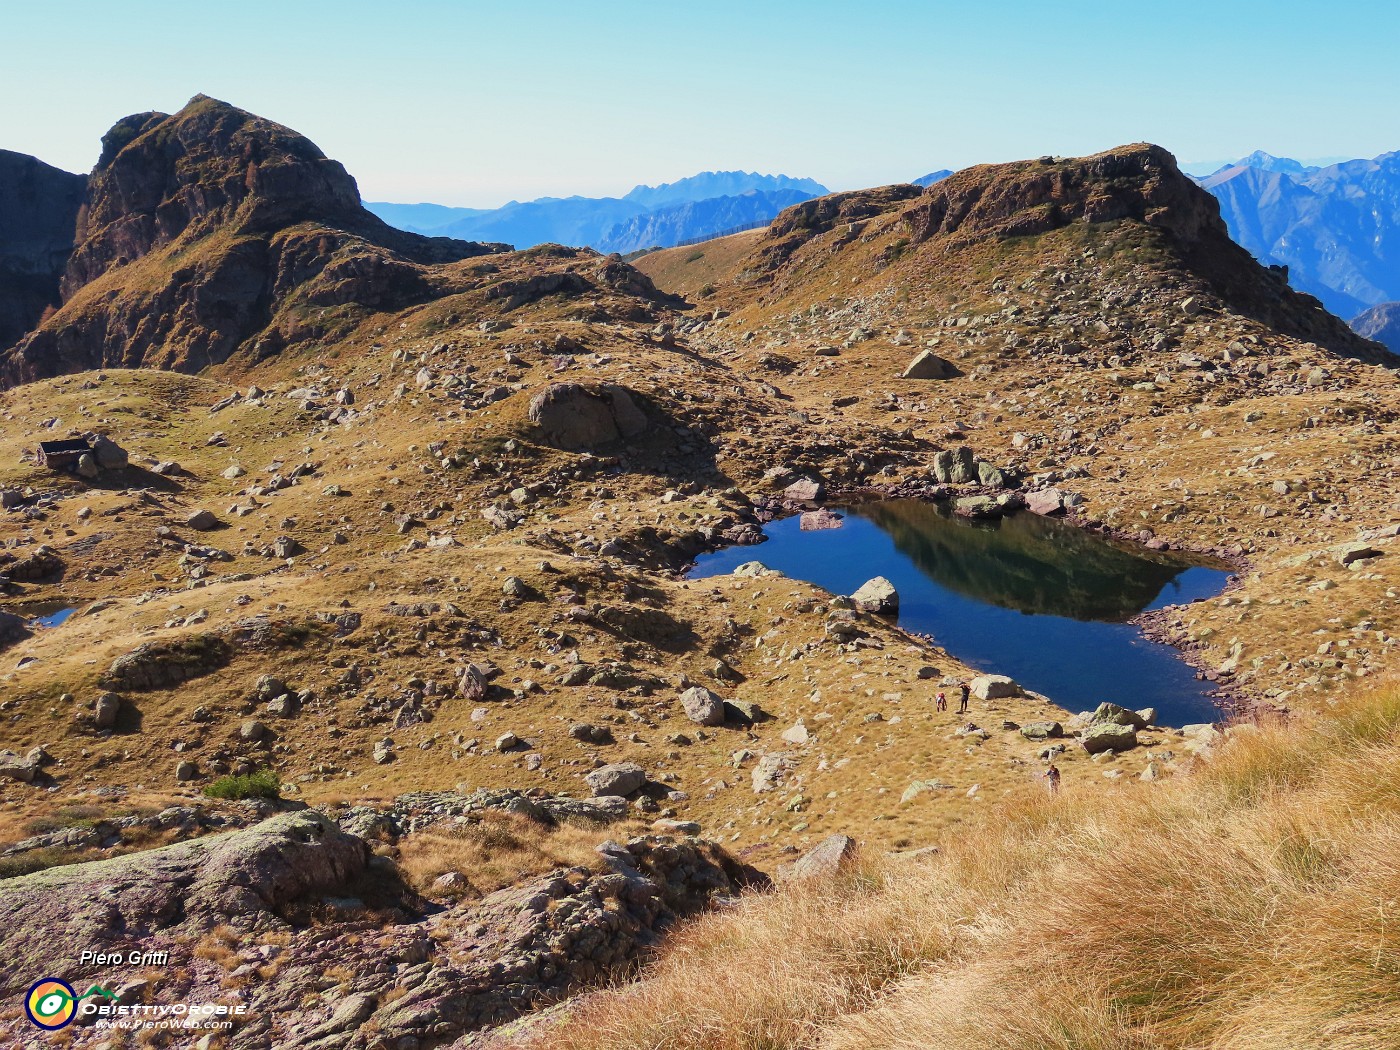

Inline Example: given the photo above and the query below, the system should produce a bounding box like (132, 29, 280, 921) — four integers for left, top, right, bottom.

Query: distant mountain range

(1196, 151, 1400, 347)
(367, 171, 828, 255)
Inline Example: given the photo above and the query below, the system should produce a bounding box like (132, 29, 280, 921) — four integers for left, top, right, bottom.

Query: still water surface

(689, 501, 1231, 726)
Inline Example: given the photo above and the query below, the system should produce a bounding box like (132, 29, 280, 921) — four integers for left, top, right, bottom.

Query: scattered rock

(584, 762, 646, 796)
(850, 576, 898, 613)
(782, 833, 857, 881)
(679, 686, 726, 727)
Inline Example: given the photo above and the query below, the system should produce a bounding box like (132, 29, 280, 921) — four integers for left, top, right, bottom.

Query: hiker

(1044, 764, 1061, 795)
(935, 691, 947, 712)
(958, 681, 970, 713)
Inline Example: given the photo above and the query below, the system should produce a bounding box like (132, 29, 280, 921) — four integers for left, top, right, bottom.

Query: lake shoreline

(688, 482, 1256, 726)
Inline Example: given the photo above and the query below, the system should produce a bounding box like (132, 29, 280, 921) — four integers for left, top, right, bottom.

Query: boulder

(784, 477, 825, 502)
(1089, 702, 1148, 729)
(1081, 722, 1138, 754)
(976, 460, 1008, 487)
(76, 452, 99, 479)
(679, 686, 726, 727)
(780, 721, 811, 745)
(850, 576, 898, 613)
(186, 509, 220, 531)
(783, 834, 857, 881)
(971, 674, 1022, 700)
(584, 762, 646, 797)
(751, 752, 794, 793)
(527, 383, 648, 449)
(89, 434, 129, 470)
(1020, 720, 1063, 740)
(0, 750, 38, 783)
(899, 350, 959, 380)
(931, 446, 978, 485)
(94, 691, 122, 730)
(1025, 488, 1068, 516)
(536, 795, 631, 824)
(724, 699, 765, 725)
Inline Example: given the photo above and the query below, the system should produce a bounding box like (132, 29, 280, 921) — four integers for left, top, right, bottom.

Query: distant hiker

(958, 682, 970, 713)
(1044, 764, 1061, 795)
(935, 691, 947, 712)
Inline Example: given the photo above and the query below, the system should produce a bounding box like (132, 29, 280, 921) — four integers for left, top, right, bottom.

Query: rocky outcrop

(0, 805, 765, 1049)
(0, 150, 85, 352)
(0, 811, 369, 996)
(902, 144, 1220, 248)
(527, 382, 650, 449)
(286, 836, 764, 1049)
(103, 633, 232, 690)
(1, 95, 506, 384)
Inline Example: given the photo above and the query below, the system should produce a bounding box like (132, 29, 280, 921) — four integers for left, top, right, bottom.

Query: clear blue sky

(3, 0, 1397, 207)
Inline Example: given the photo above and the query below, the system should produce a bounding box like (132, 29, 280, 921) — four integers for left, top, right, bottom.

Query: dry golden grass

(396, 810, 639, 897)
(518, 680, 1400, 1050)
(633, 229, 765, 300)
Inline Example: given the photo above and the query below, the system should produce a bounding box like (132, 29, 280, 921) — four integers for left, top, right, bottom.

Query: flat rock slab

(0, 811, 368, 997)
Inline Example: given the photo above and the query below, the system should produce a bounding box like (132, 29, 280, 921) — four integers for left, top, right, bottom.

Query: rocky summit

(0, 96, 506, 383)
(3, 97, 1400, 1048)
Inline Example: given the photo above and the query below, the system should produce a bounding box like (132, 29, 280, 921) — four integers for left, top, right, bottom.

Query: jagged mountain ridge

(1198, 149, 1400, 324)
(1353, 300, 1400, 350)
(0, 95, 514, 384)
(367, 171, 830, 254)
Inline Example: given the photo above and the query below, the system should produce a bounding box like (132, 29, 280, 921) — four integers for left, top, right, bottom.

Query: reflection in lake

(689, 501, 1231, 726)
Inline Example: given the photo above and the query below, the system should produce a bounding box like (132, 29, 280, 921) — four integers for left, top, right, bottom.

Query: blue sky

(3, 0, 1397, 207)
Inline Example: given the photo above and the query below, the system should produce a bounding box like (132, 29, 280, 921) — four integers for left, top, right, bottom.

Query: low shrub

(204, 769, 280, 801)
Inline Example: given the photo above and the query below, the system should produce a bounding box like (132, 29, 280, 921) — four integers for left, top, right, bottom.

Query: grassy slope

(517, 679, 1400, 1050)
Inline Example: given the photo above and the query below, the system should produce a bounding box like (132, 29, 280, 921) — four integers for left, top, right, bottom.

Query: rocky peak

(64, 95, 369, 294)
(902, 144, 1223, 248)
(1, 95, 509, 384)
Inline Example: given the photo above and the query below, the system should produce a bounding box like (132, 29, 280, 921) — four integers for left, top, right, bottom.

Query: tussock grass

(524, 681, 1400, 1050)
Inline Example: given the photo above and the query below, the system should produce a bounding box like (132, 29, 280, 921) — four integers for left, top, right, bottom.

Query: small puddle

(688, 500, 1232, 727)
(5, 601, 79, 628)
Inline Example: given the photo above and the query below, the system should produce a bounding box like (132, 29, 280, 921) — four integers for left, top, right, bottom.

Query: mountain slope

(1200, 150, 1400, 320)
(0, 150, 86, 352)
(1353, 300, 1400, 351)
(0, 95, 506, 383)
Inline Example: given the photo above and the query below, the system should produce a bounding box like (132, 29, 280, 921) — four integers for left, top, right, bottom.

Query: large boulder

(527, 383, 648, 449)
(1081, 722, 1138, 754)
(784, 477, 825, 502)
(971, 674, 1023, 701)
(1089, 701, 1148, 730)
(899, 350, 959, 380)
(679, 686, 726, 727)
(89, 434, 128, 469)
(782, 834, 858, 881)
(584, 762, 647, 797)
(931, 446, 978, 484)
(850, 576, 899, 613)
